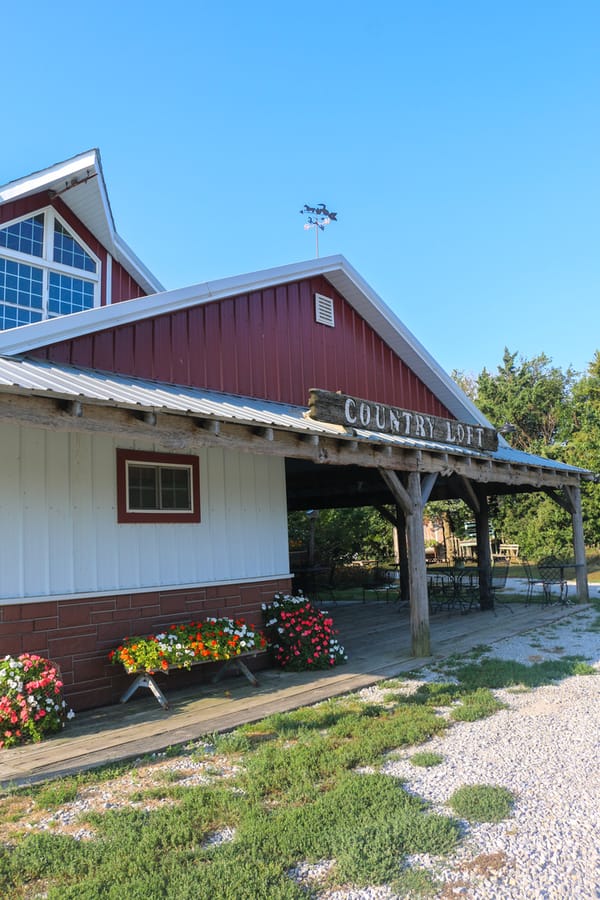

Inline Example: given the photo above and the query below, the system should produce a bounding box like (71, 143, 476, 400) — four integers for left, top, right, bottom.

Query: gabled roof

(0, 149, 164, 296)
(0, 253, 498, 435)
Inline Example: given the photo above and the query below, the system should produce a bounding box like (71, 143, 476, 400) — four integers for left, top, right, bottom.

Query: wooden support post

(405, 472, 431, 657)
(567, 485, 589, 603)
(396, 506, 410, 606)
(378, 468, 430, 657)
(475, 493, 493, 610)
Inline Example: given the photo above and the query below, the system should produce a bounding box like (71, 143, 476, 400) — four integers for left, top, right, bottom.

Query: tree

(455, 349, 580, 557)
(475, 348, 576, 455)
(564, 352, 600, 546)
(288, 507, 394, 569)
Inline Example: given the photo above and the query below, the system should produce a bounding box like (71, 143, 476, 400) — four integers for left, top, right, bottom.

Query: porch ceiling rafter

(0, 390, 584, 493)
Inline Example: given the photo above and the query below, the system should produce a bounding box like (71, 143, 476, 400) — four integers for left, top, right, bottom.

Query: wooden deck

(0, 599, 579, 788)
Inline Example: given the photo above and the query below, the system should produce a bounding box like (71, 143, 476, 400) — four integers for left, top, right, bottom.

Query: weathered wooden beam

(64, 399, 83, 418)
(456, 475, 480, 514)
(543, 487, 573, 514)
(197, 418, 221, 436)
(254, 426, 274, 441)
(404, 472, 430, 657)
(374, 504, 398, 528)
(567, 485, 589, 602)
(0, 393, 583, 491)
(300, 433, 320, 447)
(420, 472, 438, 505)
(378, 468, 412, 516)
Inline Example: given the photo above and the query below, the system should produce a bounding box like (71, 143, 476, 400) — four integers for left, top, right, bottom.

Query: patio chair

(522, 559, 547, 605)
(313, 565, 337, 605)
(537, 560, 569, 606)
(427, 572, 453, 613)
(491, 562, 513, 613)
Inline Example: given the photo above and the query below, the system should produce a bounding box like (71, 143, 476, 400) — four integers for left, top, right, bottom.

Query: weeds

(448, 784, 515, 823)
(0, 614, 596, 898)
(410, 751, 444, 768)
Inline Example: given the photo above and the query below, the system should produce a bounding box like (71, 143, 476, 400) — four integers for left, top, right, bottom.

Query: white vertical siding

(0, 423, 290, 599)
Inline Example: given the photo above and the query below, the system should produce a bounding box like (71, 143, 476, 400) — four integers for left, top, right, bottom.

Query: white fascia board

(0, 150, 99, 203)
(111, 233, 166, 294)
(0, 256, 344, 355)
(0, 252, 492, 431)
(325, 259, 496, 430)
(1, 149, 163, 296)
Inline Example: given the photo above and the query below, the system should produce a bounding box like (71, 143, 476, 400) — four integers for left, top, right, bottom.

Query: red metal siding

(0, 191, 148, 306)
(31, 275, 452, 417)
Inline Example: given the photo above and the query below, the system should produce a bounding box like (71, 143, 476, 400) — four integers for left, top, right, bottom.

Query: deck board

(0, 599, 580, 788)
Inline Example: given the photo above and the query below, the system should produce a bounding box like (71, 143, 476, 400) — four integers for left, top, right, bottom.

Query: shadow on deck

(0, 598, 580, 788)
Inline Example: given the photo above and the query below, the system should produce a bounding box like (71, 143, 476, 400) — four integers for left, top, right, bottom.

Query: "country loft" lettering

(307, 389, 498, 452)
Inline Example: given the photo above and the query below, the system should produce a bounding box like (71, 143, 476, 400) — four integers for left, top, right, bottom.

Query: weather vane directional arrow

(299, 203, 338, 257)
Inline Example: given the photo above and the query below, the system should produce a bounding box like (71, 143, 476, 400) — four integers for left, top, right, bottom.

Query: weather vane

(299, 203, 337, 258)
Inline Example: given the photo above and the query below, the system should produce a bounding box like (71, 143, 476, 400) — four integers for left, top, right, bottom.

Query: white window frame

(0, 206, 101, 321)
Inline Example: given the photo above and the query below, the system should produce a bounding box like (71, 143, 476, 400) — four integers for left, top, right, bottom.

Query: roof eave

(0, 253, 490, 428)
(1, 150, 164, 296)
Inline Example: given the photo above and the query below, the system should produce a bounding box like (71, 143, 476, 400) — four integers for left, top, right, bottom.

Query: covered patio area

(0, 597, 581, 789)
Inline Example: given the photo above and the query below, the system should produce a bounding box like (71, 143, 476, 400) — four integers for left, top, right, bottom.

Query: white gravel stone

(375, 607, 600, 899)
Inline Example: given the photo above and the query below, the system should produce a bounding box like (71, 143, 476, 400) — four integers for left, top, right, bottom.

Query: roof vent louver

(314, 293, 335, 327)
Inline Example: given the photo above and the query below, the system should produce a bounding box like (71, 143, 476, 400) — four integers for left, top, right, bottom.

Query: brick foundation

(0, 577, 292, 710)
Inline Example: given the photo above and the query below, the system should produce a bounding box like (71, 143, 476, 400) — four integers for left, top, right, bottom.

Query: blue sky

(3, 1, 599, 378)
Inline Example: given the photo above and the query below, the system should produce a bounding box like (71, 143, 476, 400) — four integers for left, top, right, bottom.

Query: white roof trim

(0, 150, 99, 204)
(0, 254, 496, 430)
(0, 150, 164, 296)
(0, 354, 585, 476)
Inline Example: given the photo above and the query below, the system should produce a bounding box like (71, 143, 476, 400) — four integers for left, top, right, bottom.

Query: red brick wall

(0, 577, 292, 710)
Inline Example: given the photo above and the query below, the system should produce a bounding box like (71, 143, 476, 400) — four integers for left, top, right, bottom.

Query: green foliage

(475, 348, 576, 454)
(450, 688, 506, 722)
(448, 784, 515, 823)
(0, 702, 458, 899)
(446, 655, 595, 690)
(410, 751, 444, 768)
(34, 780, 80, 810)
(454, 347, 600, 553)
(288, 506, 393, 566)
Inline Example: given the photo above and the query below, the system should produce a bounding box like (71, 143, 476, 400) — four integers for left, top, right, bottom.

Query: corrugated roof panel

(0, 355, 585, 475)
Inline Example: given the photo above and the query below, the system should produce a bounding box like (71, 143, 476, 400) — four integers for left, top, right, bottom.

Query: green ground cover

(0, 607, 597, 899)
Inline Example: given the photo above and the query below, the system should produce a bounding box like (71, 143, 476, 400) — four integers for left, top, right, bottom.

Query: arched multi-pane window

(0, 209, 100, 329)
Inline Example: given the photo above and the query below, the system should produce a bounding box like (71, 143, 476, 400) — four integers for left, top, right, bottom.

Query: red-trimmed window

(116, 449, 200, 523)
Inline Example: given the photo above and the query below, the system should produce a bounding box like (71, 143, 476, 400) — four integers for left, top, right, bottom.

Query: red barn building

(0, 152, 590, 709)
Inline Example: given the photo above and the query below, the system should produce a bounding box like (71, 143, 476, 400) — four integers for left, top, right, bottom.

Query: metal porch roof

(0, 355, 585, 477)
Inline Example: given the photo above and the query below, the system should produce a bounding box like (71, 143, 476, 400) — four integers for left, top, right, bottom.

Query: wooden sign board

(308, 389, 498, 452)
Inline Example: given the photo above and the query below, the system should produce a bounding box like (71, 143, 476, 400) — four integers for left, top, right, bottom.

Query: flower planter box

(119, 651, 262, 710)
(109, 617, 268, 711)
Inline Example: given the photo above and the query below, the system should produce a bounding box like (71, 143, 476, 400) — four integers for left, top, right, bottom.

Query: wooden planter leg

(120, 673, 170, 710)
(211, 658, 259, 687)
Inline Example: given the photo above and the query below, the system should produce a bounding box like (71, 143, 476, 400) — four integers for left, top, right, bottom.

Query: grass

(410, 751, 444, 768)
(0, 697, 458, 899)
(0, 613, 597, 899)
(448, 784, 515, 823)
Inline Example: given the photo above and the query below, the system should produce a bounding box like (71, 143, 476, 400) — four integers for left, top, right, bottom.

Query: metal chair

(491, 563, 512, 613)
(522, 559, 547, 604)
(537, 561, 569, 606)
